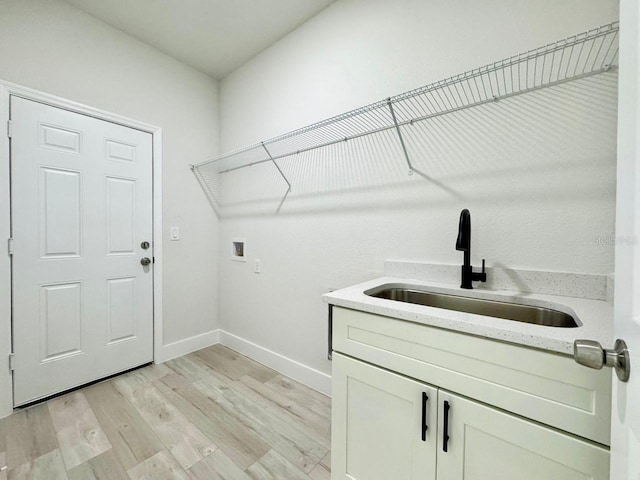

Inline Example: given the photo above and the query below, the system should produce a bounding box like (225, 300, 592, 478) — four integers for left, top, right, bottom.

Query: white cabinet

(332, 353, 437, 480)
(331, 307, 611, 480)
(437, 389, 609, 480)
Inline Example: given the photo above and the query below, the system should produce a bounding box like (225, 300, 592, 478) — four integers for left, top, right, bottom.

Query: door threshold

(13, 361, 153, 411)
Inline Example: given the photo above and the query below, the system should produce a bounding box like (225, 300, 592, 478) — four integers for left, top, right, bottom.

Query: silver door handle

(140, 257, 151, 266)
(573, 339, 630, 382)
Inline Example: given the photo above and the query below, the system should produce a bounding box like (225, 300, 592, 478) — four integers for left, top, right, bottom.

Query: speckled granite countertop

(323, 276, 613, 356)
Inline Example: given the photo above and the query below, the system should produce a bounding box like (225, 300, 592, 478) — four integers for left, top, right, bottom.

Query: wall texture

(0, 1, 220, 348)
(218, 0, 620, 387)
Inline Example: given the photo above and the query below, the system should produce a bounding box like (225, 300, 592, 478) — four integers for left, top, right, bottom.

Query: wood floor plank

(308, 462, 331, 480)
(164, 357, 212, 383)
(246, 449, 310, 480)
(212, 345, 279, 383)
(193, 374, 327, 473)
(186, 449, 251, 480)
(215, 374, 330, 450)
(153, 373, 269, 470)
(8, 449, 68, 480)
(237, 375, 331, 449)
(47, 392, 112, 470)
(127, 451, 190, 480)
(1, 346, 331, 480)
(114, 372, 216, 470)
(191, 349, 248, 381)
(319, 451, 330, 471)
(6, 404, 58, 469)
(192, 346, 278, 384)
(265, 375, 331, 420)
(137, 363, 173, 383)
(66, 449, 128, 480)
(83, 381, 163, 470)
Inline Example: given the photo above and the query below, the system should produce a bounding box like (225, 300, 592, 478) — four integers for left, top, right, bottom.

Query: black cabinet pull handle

(443, 400, 450, 452)
(421, 392, 429, 441)
(327, 305, 333, 360)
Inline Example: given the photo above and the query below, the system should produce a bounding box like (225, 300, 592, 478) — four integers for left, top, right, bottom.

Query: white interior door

(610, 1, 640, 478)
(11, 96, 154, 406)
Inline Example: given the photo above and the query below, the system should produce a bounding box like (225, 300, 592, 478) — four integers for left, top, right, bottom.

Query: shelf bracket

(387, 98, 414, 175)
(191, 164, 221, 216)
(262, 142, 292, 193)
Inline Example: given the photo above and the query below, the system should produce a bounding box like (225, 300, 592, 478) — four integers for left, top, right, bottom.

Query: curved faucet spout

(455, 208, 486, 289)
(456, 208, 471, 252)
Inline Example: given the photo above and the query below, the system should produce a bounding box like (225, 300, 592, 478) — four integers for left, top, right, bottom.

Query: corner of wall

(160, 329, 221, 363)
(219, 330, 332, 396)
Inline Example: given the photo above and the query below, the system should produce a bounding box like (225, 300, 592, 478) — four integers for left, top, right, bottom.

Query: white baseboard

(219, 330, 332, 397)
(158, 329, 332, 397)
(159, 329, 221, 363)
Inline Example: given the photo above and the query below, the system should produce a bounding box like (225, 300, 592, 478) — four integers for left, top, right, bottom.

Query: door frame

(0, 80, 164, 418)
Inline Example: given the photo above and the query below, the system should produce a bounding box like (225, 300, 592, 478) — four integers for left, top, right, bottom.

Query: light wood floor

(0, 345, 332, 480)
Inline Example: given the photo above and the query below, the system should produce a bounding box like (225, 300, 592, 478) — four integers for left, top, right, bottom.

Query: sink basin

(364, 285, 579, 328)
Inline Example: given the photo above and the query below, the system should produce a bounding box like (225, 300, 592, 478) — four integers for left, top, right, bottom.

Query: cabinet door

(332, 353, 437, 480)
(436, 390, 610, 480)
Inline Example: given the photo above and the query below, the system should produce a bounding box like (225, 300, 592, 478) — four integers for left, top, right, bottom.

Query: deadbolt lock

(141, 241, 150, 250)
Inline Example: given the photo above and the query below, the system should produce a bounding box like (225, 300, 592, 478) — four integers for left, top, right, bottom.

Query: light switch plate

(170, 226, 180, 241)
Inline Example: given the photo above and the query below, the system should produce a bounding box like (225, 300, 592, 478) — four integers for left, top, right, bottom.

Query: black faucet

(455, 209, 487, 289)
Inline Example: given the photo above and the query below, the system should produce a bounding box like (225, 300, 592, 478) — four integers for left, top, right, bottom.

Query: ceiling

(62, 0, 336, 79)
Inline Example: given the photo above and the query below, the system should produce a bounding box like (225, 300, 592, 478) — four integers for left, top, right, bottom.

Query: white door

(11, 96, 154, 406)
(609, 1, 640, 478)
(332, 353, 437, 480)
(435, 390, 609, 480)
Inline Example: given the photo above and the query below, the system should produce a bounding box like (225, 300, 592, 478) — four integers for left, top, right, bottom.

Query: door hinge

(6, 120, 12, 139)
(7, 238, 13, 256)
(8, 353, 15, 372)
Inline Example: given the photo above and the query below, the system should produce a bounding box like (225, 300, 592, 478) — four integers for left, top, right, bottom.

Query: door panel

(106, 277, 136, 344)
(105, 139, 136, 162)
(332, 353, 437, 480)
(611, 1, 640, 478)
(436, 391, 609, 480)
(39, 123, 81, 153)
(40, 167, 82, 257)
(106, 176, 136, 254)
(11, 96, 153, 405)
(39, 282, 82, 361)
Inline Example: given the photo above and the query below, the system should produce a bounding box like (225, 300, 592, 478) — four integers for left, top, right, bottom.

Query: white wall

(0, 0, 220, 415)
(218, 0, 620, 387)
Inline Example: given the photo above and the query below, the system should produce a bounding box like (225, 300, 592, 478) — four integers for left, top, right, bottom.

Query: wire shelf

(193, 21, 619, 209)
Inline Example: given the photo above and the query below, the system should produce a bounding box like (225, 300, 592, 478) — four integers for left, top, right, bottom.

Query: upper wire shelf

(192, 21, 619, 207)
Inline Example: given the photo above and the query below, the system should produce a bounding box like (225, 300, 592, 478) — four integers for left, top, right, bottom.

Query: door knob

(574, 339, 630, 382)
(140, 257, 151, 266)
